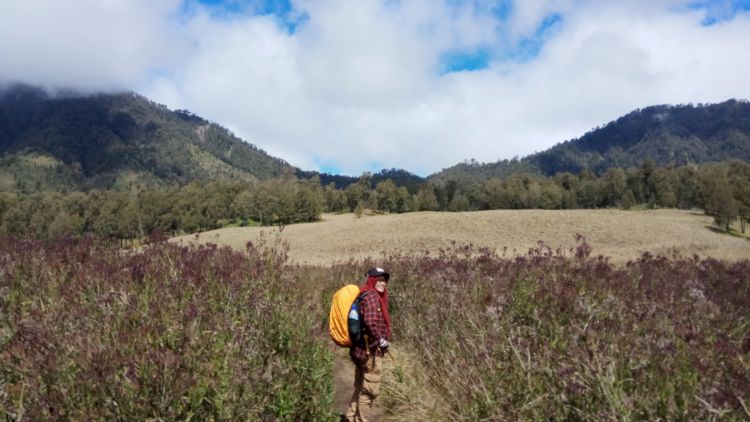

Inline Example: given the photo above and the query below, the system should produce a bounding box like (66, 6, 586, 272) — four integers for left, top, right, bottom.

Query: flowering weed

(0, 234, 334, 420)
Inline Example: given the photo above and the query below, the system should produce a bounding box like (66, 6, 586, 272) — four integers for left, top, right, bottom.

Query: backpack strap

(354, 291, 371, 307)
(357, 291, 373, 346)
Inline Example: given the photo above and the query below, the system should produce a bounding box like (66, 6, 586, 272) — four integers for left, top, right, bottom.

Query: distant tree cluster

(337, 160, 750, 233)
(0, 177, 324, 240)
(1, 160, 748, 240)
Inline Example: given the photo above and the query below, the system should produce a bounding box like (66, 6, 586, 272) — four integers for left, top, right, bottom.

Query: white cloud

(2, 0, 750, 176)
(0, 0, 188, 91)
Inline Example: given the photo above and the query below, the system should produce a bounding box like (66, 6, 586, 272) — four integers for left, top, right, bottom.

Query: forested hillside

(0, 84, 295, 192)
(433, 99, 750, 183)
(1, 85, 748, 239)
(4, 84, 747, 194)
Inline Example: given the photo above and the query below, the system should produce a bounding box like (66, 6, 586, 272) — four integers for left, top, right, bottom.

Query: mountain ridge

(0, 84, 295, 192)
(430, 99, 750, 183)
(1, 83, 749, 193)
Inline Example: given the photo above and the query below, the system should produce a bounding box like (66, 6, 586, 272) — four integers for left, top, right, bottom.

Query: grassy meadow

(174, 209, 750, 265)
(2, 210, 749, 420)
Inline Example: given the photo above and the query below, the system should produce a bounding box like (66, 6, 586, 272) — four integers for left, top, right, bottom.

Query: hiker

(345, 267, 392, 422)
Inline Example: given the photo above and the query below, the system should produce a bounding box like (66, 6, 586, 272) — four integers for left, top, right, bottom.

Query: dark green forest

(0, 84, 294, 192)
(1, 160, 748, 240)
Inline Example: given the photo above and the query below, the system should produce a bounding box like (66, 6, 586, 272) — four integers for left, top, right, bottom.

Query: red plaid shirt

(350, 291, 389, 364)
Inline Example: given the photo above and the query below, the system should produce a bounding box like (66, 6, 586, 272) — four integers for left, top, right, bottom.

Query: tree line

(337, 160, 749, 233)
(425, 160, 749, 229)
(0, 176, 324, 241)
(0, 160, 748, 240)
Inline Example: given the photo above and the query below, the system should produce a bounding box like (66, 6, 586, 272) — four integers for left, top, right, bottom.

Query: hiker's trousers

(346, 354, 383, 422)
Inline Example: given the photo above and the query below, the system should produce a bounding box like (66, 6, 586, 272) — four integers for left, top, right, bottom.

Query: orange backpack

(329, 284, 360, 347)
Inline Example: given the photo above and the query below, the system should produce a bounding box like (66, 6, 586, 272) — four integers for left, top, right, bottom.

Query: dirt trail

(330, 345, 386, 421)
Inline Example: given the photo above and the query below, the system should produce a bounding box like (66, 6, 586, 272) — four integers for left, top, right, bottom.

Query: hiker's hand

(378, 338, 389, 349)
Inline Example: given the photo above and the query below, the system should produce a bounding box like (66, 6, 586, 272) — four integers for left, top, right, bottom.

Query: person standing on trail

(346, 267, 392, 422)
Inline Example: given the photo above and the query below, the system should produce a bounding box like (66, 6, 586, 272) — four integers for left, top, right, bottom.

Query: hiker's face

(375, 277, 388, 293)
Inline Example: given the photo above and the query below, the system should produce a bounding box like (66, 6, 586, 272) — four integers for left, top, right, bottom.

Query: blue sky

(2, 0, 750, 176)
(190, 0, 565, 72)
(189, 0, 308, 33)
(689, 0, 750, 25)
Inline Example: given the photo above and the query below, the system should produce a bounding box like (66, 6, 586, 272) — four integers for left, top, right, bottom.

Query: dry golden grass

(173, 209, 750, 265)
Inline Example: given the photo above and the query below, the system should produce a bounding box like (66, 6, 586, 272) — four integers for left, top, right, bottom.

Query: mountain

(0, 84, 296, 192)
(3, 84, 747, 194)
(430, 99, 750, 183)
(297, 168, 425, 191)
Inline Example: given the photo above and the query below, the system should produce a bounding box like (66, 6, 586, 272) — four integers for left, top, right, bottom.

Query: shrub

(347, 240, 750, 420)
(2, 233, 748, 420)
(0, 234, 335, 420)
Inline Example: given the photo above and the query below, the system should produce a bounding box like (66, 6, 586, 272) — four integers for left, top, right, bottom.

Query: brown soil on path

(329, 340, 447, 422)
(173, 209, 750, 265)
(329, 345, 386, 421)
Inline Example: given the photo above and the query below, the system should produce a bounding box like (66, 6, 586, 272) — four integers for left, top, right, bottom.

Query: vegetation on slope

(432, 99, 750, 182)
(3, 84, 749, 196)
(0, 84, 295, 192)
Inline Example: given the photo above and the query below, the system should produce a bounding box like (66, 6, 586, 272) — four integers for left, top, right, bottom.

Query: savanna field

(1, 210, 749, 420)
